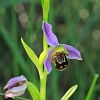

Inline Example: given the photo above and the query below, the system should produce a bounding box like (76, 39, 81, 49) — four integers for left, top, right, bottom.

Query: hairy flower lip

(4, 75, 27, 98)
(42, 21, 82, 74)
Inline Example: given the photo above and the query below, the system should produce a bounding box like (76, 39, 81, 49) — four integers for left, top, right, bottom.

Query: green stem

(43, 35, 48, 50)
(40, 0, 50, 99)
(40, 73, 47, 100)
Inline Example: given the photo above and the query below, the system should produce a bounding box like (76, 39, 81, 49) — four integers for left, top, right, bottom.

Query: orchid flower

(4, 75, 27, 99)
(42, 21, 82, 74)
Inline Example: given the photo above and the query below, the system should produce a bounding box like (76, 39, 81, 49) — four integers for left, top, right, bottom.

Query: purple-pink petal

(4, 75, 27, 89)
(42, 21, 59, 47)
(44, 49, 54, 74)
(64, 44, 82, 60)
(5, 84, 27, 98)
(4, 75, 27, 98)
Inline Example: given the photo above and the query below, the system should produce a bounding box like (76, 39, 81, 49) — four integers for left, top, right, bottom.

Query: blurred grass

(0, 0, 100, 100)
(85, 74, 99, 100)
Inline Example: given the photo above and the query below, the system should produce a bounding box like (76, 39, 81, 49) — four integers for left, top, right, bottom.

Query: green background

(0, 0, 100, 100)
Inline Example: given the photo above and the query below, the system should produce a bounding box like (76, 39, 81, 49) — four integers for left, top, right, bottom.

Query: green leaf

(39, 47, 52, 69)
(21, 38, 41, 72)
(39, 50, 47, 66)
(85, 74, 99, 100)
(61, 84, 78, 100)
(27, 82, 40, 100)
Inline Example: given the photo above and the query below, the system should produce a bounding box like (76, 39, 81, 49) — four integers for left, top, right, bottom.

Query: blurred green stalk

(11, 4, 19, 76)
(40, 0, 50, 99)
(85, 74, 99, 100)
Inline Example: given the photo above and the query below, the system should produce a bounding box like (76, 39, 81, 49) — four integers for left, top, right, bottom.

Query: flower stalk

(40, 0, 50, 99)
(40, 71, 47, 100)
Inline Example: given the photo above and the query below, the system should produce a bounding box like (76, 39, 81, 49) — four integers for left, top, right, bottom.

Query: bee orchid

(42, 21, 82, 74)
(4, 75, 27, 98)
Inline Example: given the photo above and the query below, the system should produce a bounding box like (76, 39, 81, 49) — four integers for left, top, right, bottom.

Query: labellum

(52, 52, 68, 70)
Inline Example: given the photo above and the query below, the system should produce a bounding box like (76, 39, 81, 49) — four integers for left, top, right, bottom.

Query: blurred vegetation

(0, 0, 100, 100)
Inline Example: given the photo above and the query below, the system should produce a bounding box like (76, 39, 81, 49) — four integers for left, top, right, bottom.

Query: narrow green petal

(27, 82, 40, 100)
(61, 84, 78, 100)
(21, 38, 41, 73)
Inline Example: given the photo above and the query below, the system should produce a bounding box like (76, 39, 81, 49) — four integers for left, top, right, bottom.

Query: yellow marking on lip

(57, 66, 68, 71)
(64, 65, 67, 67)
(60, 66, 63, 69)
